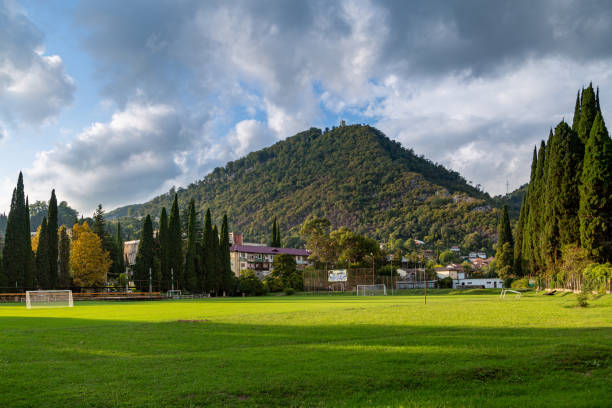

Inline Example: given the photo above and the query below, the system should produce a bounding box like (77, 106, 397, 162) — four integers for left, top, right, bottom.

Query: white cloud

(0, 2, 74, 130)
(26, 102, 191, 213)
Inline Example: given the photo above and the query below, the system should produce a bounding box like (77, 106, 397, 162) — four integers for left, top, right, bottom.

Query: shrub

(438, 276, 453, 288)
(576, 292, 589, 308)
(511, 277, 529, 289)
(263, 275, 284, 292)
(504, 277, 514, 288)
(238, 270, 266, 296)
(283, 287, 295, 295)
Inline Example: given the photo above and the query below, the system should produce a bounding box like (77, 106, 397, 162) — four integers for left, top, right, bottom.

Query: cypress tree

(513, 194, 528, 276)
(2, 173, 33, 289)
(47, 189, 58, 288)
(116, 222, 125, 275)
(495, 205, 513, 278)
(526, 140, 547, 273)
(572, 90, 581, 132)
(158, 207, 170, 291)
(220, 214, 233, 295)
(36, 217, 50, 288)
(25, 196, 35, 288)
(543, 121, 582, 264)
(58, 226, 71, 287)
(203, 208, 216, 293)
(211, 224, 222, 292)
(579, 113, 612, 262)
(184, 200, 199, 291)
(134, 215, 154, 291)
(578, 84, 597, 144)
(521, 147, 538, 274)
(167, 194, 183, 289)
(270, 218, 280, 247)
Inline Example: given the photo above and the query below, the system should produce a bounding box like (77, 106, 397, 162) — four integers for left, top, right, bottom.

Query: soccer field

(0, 291, 610, 407)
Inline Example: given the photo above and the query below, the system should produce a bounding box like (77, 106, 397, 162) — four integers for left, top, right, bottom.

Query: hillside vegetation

(109, 125, 504, 251)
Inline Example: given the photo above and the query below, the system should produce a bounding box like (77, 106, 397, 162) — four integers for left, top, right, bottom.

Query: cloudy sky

(2, 0, 612, 215)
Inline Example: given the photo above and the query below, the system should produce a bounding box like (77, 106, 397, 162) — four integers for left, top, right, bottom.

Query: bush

(238, 270, 266, 296)
(283, 287, 295, 295)
(263, 275, 284, 292)
(504, 277, 514, 288)
(511, 277, 529, 289)
(576, 292, 589, 308)
(438, 276, 453, 288)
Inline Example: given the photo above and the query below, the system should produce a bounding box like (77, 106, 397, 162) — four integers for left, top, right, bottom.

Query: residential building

(450, 245, 460, 254)
(230, 244, 311, 278)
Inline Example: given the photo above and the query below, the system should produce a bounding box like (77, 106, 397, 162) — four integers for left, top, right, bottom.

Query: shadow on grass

(0, 315, 610, 407)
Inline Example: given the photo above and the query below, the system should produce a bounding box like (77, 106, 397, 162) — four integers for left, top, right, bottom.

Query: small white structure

(453, 278, 503, 289)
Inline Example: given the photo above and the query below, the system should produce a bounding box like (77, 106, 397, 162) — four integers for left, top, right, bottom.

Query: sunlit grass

(1, 290, 610, 407)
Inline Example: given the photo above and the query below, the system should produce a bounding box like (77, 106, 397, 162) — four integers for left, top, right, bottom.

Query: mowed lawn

(0, 291, 610, 407)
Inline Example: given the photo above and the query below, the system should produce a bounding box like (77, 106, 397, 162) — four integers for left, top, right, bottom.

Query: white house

(452, 278, 503, 289)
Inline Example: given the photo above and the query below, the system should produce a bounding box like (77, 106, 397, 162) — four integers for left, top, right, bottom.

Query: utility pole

(370, 252, 375, 285)
(171, 268, 174, 292)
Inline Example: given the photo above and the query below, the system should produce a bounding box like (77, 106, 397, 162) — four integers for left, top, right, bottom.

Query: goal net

(26, 290, 73, 309)
(167, 290, 182, 299)
(356, 284, 387, 296)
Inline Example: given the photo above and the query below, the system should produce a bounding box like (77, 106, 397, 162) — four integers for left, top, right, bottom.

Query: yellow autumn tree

(70, 222, 112, 287)
(31, 225, 42, 252)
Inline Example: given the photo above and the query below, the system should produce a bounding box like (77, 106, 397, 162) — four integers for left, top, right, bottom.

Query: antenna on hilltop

(506, 179, 509, 195)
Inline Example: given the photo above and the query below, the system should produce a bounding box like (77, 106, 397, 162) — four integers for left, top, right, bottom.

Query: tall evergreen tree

(211, 224, 222, 292)
(134, 215, 154, 291)
(36, 217, 50, 288)
(220, 214, 233, 295)
(543, 121, 583, 265)
(57, 226, 71, 287)
(269, 218, 281, 247)
(93, 204, 106, 239)
(116, 222, 125, 275)
(25, 196, 35, 288)
(572, 90, 581, 132)
(47, 189, 58, 288)
(158, 207, 170, 291)
(513, 194, 528, 276)
(167, 194, 183, 289)
(578, 84, 598, 144)
(202, 208, 216, 293)
(495, 205, 513, 278)
(579, 113, 612, 262)
(2, 173, 33, 288)
(526, 140, 547, 273)
(521, 147, 538, 274)
(184, 200, 199, 291)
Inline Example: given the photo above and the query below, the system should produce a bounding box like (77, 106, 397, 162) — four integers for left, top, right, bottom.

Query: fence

(303, 269, 400, 294)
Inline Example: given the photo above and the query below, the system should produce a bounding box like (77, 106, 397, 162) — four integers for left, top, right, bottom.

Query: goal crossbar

(26, 290, 74, 309)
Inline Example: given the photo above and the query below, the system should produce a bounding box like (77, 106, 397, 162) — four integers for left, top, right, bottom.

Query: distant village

(123, 233, 500, 290)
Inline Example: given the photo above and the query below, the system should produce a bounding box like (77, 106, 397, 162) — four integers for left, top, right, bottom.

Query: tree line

(495, 84, 611, 290)
(0, 174, 234, 295)
(132, 195, 234, 295)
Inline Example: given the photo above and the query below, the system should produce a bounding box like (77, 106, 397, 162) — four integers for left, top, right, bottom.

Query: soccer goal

(26, 290, 73, 309)
(167, 290, 182, 299)
(356, 284, 387, 296)
(500, 289, 521, 299)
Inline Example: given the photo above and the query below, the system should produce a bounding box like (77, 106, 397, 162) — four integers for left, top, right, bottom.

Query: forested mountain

(108, 125, 504, 251)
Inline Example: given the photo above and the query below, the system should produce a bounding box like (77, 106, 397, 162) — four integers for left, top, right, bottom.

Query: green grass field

(1, 290, 610, 407)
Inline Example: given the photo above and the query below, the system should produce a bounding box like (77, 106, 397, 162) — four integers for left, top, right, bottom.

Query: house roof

(230, 244, 310, 257)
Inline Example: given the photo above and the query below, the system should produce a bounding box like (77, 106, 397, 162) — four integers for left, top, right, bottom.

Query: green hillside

(109, 125, 503, 251)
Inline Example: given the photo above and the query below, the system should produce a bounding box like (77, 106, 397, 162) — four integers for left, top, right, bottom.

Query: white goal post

(167, 290, 182, 299)
(26, 290, 73, 309)
(500, 289, 521, 299)
(356, 284, 387, 296)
